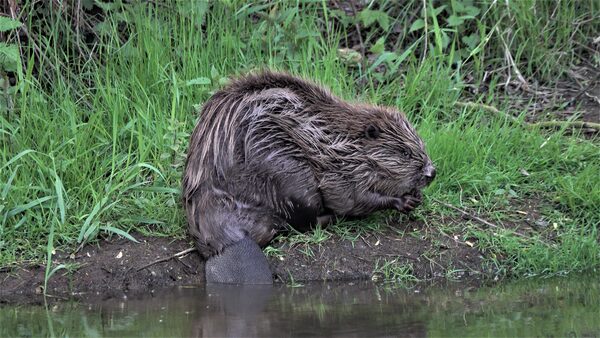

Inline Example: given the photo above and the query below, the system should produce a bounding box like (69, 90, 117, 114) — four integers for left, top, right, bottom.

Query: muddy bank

(0, 219, 484, 304)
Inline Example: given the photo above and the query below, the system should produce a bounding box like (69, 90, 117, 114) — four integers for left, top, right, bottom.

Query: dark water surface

(1, 274, 599, 337)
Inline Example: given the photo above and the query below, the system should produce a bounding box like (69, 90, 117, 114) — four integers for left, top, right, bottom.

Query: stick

(454, 101, 600, 131)
(454, 101, 520, 123)
(137, 247, 197, 271)
(347, 0, 367, 72)
(530, 120, 600, 130)
(432, 198, 530, 239)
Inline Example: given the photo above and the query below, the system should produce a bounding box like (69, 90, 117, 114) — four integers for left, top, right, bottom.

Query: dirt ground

(0, 215, 485, 305)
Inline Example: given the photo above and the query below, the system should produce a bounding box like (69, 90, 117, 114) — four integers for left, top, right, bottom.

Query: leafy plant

(372, 259, 418, 284)
(0, 16, 22, 115)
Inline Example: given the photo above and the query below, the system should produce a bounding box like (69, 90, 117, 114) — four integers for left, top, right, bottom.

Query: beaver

(182, 71, 435, 284)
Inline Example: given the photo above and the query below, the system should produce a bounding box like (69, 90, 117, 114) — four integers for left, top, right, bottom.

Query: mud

(0, 217, 484, 304)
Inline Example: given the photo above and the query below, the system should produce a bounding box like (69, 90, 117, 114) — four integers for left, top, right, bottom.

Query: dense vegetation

(1, 1, 598, 279)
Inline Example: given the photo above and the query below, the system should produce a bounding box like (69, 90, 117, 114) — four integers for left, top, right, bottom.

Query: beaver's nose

(423, 164, 436, 184)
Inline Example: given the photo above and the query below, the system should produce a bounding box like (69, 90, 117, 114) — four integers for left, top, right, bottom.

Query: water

(1, 274, 599, 337)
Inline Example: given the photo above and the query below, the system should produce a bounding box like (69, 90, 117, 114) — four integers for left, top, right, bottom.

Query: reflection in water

(1, 274, 599, 337)
(191, 284, 274, 337)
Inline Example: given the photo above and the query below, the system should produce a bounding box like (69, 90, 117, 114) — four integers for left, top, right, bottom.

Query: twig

(136, 247, 196, 271)
(359, 235, 372, 248)
(454, 101, 520, 123)
(529, 120, 600, 130)
(432, 198, 530, 239)
(454, 101, 600, 131)
(496, 26, 528, 90)
(74, 0, 87, 59)
(376, 253, 418, 261)
(43, 294, 69, 301)
(7, 0, 25, 87)
(347, 0, 367, 72)
(566, 73, 600, 107)
(420, 0, 428, 63)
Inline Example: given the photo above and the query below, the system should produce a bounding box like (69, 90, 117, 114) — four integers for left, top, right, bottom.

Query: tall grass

(1, 1, 598, 277)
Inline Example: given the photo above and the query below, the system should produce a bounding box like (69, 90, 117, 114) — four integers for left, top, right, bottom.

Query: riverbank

(1, 212, 487, 304)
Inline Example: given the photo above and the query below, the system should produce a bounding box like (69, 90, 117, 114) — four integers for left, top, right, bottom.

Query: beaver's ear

(365, 124, 380, 140)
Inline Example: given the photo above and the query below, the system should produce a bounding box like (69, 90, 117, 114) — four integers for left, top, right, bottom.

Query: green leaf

(186, 77, 211, 86)
(359, 9, 378, 27)
(132, 186, 181, 194)
(0, 17, 22, 32)
(447, 15, 464, 27)
(1, 165, 18, 200)
(432, 5, 447, 16)
(177, 1, 209, 26)
(368, 51, 396, 74)
(429, 3, 443, 54)
(54, 173, 66, 225)
(393, 39, 420, 68)
(78, 199, 105, 243)
(464, 6, 481, 17)
(0, 42, 21, 72)
(370, 37, 386, 54)
(376, 13, 390, 31)
(441, 30, 451, 50)
(136, 162, 166, 181)
(95, 0, 122, 12)
(99, 226, 139, 243)
(122, 216, 165, 225)
(295, 29, 320, 39)
(409, 19, 425, 32)
(14, 215, 27, 229)
(359, 9, 390, 30)
(81, 0, 95, 10)
(0, 149, 34, 170)
(453, 1, 466, 13)
(46, 264, 67, 281)
(210, 65, 219, 80)
(462, 34, 480, 50)
(7, 195, 56, 218)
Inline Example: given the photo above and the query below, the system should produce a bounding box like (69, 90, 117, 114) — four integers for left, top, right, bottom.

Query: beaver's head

(356, 106, 435, 201)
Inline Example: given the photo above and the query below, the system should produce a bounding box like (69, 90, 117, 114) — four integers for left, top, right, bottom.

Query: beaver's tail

(204, 235, 273, 284)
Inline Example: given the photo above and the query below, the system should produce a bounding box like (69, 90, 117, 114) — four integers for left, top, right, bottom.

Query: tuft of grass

(372, 259, 419, 284)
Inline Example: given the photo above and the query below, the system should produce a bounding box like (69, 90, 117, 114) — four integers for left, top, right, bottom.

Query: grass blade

(1, 165, 19, 199)
(7, 195, 56, 219)
(54, 173, 66, 225)
(99, 225, 139, 243)
(1, 149, 34, 171)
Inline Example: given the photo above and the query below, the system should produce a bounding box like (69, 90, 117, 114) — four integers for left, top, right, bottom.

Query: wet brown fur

(182, 71, 434, 258)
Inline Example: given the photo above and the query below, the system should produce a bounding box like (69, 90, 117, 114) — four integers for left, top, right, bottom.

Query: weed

(264, 245, 285, 261)
(372, 259, 419, 284)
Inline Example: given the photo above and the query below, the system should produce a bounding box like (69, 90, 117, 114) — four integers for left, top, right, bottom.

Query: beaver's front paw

(392, 194, 422, 214)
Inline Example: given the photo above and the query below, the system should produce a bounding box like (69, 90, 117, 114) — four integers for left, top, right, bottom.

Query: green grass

(1, 1, 598, 279)
(372, 259, 418, 284)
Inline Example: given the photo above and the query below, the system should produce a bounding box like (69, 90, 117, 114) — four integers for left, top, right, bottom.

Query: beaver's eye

(365, 124, 380, 140)
(399, 149, 410, 158)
